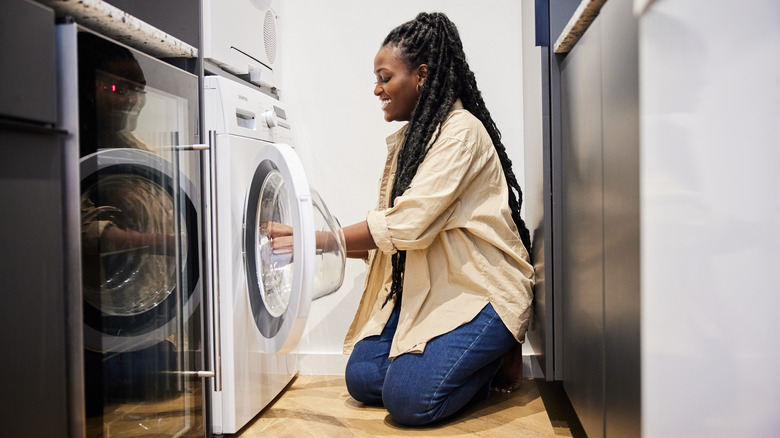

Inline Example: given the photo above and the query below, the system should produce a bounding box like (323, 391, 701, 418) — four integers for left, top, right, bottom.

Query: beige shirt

(343, 101, 535, 359)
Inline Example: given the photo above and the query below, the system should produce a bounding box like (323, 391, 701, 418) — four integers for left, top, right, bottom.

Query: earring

(416, 84, 421, 94)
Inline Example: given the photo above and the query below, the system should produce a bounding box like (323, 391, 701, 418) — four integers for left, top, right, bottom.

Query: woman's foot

(491, 343, 523, 393)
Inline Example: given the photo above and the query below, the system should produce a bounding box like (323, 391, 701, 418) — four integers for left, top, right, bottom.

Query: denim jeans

(345, 300, 517, 426)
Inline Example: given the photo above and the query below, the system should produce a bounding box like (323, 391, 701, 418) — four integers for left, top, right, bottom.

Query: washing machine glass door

(255, 168, 294, 319)
(310, 189, 346, 300)
(243, 143, 344, 353)
(72, 28, 202, 436)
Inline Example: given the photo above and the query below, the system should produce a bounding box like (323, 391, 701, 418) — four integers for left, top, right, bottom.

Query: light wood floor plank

(236, 376, 581, 437)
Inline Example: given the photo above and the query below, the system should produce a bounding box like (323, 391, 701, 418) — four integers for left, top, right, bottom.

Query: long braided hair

(383, 12, 532, 307)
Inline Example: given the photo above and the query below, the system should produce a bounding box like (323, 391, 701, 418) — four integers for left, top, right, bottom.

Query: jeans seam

(425, 309, 498, 421)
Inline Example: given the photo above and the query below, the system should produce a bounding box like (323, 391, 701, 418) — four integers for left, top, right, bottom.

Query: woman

(338, 12, 535, 426)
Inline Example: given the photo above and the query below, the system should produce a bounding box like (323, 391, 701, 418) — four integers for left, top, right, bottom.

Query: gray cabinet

(0, 1, 83, 436)
(0, 0, 57, 123)
(540, 0, 641, 436)
(559, 21, 607, 437)
(0, 123, 71, 438)
(600, 2, 641, 435)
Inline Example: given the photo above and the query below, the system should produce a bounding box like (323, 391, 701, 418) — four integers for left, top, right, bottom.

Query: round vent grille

(264, 10, 277, 64)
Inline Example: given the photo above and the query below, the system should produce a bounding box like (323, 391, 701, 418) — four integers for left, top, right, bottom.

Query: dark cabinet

(0, 1, 82, 436)
(0, 122, 72, 438)
(540, 0, 641, 436)
(0, 0, 58, 124)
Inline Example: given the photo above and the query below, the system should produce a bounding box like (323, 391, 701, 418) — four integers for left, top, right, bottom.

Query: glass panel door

(77, 30, 204, 437)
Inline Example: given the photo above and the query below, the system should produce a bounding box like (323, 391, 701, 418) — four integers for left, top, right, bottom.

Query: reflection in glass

(81, 173, 180, 316)
(78, 31, 202, 436)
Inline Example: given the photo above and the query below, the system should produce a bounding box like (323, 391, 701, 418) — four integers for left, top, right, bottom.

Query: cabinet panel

(0, 123, 70, 438)
(559, 20, 605, 438)
(0, 0, 57, 124)
(601, 0, 641, 436)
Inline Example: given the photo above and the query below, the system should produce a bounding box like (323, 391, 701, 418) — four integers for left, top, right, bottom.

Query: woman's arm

(268, 220, 375, 259)
(344, 220, 375, 259)
(101, 226, 175, 255)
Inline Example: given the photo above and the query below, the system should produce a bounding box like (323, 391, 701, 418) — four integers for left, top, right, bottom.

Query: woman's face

(95, 59, 147, 132)
(373, 45, 425, 122)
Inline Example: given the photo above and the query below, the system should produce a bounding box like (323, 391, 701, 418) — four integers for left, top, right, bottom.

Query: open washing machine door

(242, 142, 345, 354)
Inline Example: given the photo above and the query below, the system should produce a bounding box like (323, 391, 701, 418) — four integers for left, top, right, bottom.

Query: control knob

(261, 110, 278, 128)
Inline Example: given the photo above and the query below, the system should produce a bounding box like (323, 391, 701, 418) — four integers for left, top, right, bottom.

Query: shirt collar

(386, 123, 408, 152)
(384, 99, 465, 152)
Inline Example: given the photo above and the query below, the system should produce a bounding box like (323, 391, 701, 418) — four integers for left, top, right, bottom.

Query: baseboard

(526, 354, 545, 379)
(297, 353, 351, 376)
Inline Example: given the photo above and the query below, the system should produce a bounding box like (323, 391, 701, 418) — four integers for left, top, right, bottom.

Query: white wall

(276, 0, 526, 374)
(640, 1, 780, 436)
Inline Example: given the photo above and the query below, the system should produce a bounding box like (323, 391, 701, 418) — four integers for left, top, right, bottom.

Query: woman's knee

(345, 361, 383, 405)
(382, 377, 440, 426)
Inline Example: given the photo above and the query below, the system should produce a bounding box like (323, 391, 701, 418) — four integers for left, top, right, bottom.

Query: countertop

(35, 0, 197, 58)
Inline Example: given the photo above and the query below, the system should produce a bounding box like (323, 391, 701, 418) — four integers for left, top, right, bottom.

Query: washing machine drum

(243, 143, 345, 353)
(80, 149, 199, 352)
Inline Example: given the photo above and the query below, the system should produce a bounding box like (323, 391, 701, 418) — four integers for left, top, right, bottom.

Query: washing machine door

(80, 149, 200, 353)
(243, 143, 345, 353)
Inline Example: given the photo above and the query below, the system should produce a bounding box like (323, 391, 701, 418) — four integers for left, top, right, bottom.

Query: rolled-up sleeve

(368, 133, 477, 253)
(366, 209, 396, 253)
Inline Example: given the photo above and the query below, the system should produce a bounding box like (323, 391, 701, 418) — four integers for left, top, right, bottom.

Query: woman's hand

(259, 221, 294, 267)
(262, 221, 293, 239)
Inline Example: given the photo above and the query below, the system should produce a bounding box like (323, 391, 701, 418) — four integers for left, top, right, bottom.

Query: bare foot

(492, 343, 523, 393)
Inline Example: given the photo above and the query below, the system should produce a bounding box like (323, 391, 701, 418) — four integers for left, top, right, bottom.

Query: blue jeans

(345, 300, 517, 426)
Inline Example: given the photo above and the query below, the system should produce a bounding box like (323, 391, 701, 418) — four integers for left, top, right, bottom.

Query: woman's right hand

(262, 221, 293, 239)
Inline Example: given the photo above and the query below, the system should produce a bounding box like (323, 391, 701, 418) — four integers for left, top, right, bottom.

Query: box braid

(382, 12, 532, 307)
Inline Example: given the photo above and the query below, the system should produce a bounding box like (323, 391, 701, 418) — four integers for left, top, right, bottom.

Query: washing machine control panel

(269, 104, 294, 146)
(205, 76, 294, 147)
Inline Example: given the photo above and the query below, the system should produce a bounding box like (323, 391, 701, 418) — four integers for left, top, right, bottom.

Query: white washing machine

(204, 75, 346, 435)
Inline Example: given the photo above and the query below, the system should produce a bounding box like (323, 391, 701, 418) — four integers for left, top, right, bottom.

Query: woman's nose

(374, 82, 382, 96)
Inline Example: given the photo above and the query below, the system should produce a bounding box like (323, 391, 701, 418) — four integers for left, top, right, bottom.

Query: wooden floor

(236, 376, 586, 437)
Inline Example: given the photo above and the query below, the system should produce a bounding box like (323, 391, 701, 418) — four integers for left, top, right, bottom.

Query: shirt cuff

(366, 210, 396, 254)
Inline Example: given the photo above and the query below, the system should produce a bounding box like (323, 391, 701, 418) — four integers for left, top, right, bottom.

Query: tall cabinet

(527, 0, 641, 436)
(0, 1, 83, 436)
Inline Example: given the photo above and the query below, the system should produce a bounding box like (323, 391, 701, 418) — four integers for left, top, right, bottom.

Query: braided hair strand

(382, 12, 532, 307)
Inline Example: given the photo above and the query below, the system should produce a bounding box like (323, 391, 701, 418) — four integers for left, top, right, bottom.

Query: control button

(261, 110, 277, 128)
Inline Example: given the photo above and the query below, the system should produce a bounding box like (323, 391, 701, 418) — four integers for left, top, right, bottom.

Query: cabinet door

(559, 21, 606, 438)
(553, 1, 641, 436)
(0, 123, 70, 438)
(0, 0, 57, 124)
(68, 28, 206, 436)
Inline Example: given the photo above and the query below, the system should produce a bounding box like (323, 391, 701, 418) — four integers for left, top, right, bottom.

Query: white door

(242, 142, 345, 353)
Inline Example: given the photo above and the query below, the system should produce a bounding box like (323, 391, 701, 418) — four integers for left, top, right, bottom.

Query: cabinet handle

(165, 371, 215, 378)
(177, 144, 210, 151)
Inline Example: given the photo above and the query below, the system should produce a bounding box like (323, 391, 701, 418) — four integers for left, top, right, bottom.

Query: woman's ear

(417, 64, 428, 86)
